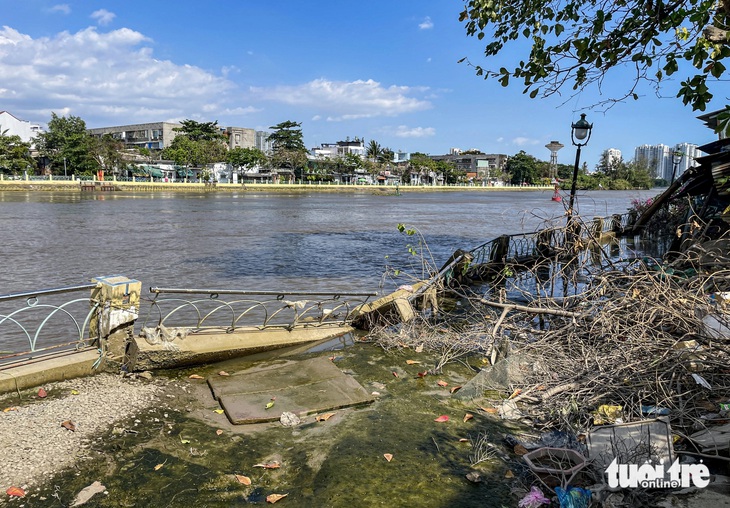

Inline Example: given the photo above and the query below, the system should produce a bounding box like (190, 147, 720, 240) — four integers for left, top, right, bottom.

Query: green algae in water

(26, 345, 515, 507)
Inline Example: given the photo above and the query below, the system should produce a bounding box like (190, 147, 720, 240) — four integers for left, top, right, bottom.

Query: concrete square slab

(208, 356, 374, 424)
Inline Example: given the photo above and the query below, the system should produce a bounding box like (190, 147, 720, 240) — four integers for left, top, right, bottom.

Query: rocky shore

(0, 373, 168, 502)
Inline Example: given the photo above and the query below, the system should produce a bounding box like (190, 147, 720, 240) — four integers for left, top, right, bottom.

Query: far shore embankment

(0, 178, 554, 193)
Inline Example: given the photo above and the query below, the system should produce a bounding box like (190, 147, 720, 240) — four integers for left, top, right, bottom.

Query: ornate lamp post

(670, 149, 683, 185)
(567, 113, 593, 220)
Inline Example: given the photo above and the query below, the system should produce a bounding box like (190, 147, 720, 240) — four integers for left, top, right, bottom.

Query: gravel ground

(0, 373, 168, 500)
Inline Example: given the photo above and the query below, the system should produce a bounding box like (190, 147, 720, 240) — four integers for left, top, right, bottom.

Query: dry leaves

(392, 371, 399, 378)
(514, 444, 529, 456)
(450, 386, 462, 394)
(218, 371, 230, 376)
(434, 415, 449, 423)
(315, 413, 335, 422)
(479, 406, 499, 414)
(6, 487, 25, 497)
(383, 453, 393, 462)
(154, 463, 164, 471)
(188, 374, 204, 380)
(216, 429, 224, 436)
(437, 380, 448, 387)
(463, 413, 474, 423)
(266, 493, 288, 503)
(235, 475, 252, 485)
(3, 407, 18, 412)
(61, 420, 76, 432)
(37, 388, 47, 398)
(405, 360, 419, 365)
(504, 470, 515, 478)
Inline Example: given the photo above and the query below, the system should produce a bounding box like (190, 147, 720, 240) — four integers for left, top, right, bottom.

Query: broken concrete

(207, 356, 374, 424)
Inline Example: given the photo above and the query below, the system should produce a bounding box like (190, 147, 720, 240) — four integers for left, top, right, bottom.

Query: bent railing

(141, 287, 377, 333)
(0, 283, 100, 366)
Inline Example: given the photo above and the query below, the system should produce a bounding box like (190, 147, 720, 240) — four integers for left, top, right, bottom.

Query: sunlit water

(1, 188, 651, 295)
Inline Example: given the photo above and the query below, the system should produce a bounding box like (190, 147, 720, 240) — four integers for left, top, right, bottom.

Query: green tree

(365, 140, 382, 161)
(268, 121, 308, 179)
(162, 133, 227, 173)
(0, 132, 36, 176)
(90, 133, 125, 176)
(460, 0, 730, 134)
(174, 120, 225, 142)
(226, 147, 267, 175)
(505, 151, 540, 185)
(37, 113, 97, 175)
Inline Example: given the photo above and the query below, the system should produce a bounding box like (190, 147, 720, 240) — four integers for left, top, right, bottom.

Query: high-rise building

(672, 143, 702, 179)
(634, 144, 671, 179)
(606, 148, 622, 167)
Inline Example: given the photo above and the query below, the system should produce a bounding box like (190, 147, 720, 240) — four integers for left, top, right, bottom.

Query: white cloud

(379, 125, 435, 138)
(496, 137, 505, 143)
(91, 9, 116, 26)
(250, 78, 432, 121)
(513, 136, 540, 146)
(49, 4, 71, 14)
(419, 17, 433, 30)
(0, 26, 247, 126)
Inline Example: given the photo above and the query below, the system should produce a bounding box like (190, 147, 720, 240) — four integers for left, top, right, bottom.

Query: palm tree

(365, 140, 382, 161)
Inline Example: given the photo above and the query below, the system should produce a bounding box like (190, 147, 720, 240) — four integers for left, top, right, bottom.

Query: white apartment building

(606, 148, 622, 167)
(634, 143, 702, 181)
(672, 143, 702, 178)
(310, 139, 365, 159)
(0, 111, 43, 143)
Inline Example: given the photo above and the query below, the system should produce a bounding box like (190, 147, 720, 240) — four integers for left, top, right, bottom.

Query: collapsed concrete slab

(207, 356, 374, 424)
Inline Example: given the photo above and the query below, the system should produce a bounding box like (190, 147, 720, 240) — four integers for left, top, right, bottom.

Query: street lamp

(567, 113, 593, 219)
(670, 149, 683, 185)
(63, 157, 67, 178)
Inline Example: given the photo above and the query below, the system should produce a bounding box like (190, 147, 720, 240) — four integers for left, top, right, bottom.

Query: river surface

(1, 189, 653, 295)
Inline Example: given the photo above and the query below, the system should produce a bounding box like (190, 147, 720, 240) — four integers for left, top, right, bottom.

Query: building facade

(224, 127, 256, 150)
(87, 122, 182, 150)
(429, 152, 508, 182)
(634, 144, 671, 180)
(255, 131, 273, 154)
(672, 143, 702, 179)
(0, 111, 43, 143)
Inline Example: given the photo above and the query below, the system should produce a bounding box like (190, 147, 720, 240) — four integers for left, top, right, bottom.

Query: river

(1, 188, 653, 295)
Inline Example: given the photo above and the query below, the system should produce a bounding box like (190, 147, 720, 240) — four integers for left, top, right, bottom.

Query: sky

(0, 0, 724, 168)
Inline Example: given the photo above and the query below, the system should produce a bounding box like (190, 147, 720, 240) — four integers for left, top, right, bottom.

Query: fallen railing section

(142, 287, 377, 334)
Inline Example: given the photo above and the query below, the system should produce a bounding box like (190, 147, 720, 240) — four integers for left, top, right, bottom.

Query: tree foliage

(268, 121, 306, 153)
(37, 113, 97, 175)
(505, 150, 540, 184)
(0, 132, 35, 175)
(226, 147, 267, 172)
(174, 120, 225, 142)
(460, 0, 730, 132)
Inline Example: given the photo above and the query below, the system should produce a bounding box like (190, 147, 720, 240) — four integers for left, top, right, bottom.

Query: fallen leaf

(216, 429, 224, 436)
(383, 453, 393, 462)
(434, 415, 449, 423)
(459, 438, 469, 442)
(188, 374, 204, 380)
(514, 444, 529, 456)
(315, 413, 335, 422)
(154, 463, 164, 471)
(415, 344, 424, 353)
(180, 436, 190, 444)
(392, 371, 399, 378)
(504, 470, 514, 478)
(508, 389, 522, 400)
(38, 387, 47, 398)
(265, 401, 275, 410)
(3, 407, 18, 412)
(218, 371, 230, 376)
(69, 480, 105, 507)
(417, 371, 428, 378)
(253, 461, 281, 469)
(71, 389, 80, 395)
(61, 420, 76, 432)
(466, 471, 482, 483)
(479, 406, 499, 414)
(463, 413, 474, 423)
(328, 356, 335, 361)
(437, 380, 448, 387)
(6, 487, 25, 497)
(450, 386, 462, 394)
(214, 409, 225, 414)
(266, 493, 288, 503)
(235, 475, 252, 485)
(405, 360, 419, 365)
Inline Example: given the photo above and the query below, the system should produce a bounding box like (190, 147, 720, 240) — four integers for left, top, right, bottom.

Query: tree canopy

(460, 0, 730, 133)
(37, 113, 97, 175)
(0, 132, 35, 175)
(174, 120, 225, 142)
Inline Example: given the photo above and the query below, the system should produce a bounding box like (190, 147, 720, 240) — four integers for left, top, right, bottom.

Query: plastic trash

(555, 486, 591, 508)
(518, 486, 550, 508)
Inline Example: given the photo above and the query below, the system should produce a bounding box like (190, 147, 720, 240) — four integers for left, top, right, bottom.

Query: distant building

(634, 144, 671, 179)
(429, 152, 508, 182)
(606, 148, 622, 167)
(255, 130, 273, 154)
(87, 122, 182, 150)
(310, 139, 365, 159)
(224, 127, 256, 150)
(634, 143, 701, 181)
(671, 143, 702, 179)
(0, 111, 43, 143)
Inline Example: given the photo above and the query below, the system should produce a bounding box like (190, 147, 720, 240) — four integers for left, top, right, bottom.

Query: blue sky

(0, 0, 723, 167)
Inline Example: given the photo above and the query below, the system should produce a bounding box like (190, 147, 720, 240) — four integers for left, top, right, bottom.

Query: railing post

(90, 276, 142, 365)
(592, 217, 603, 236)
(490, 235, 510, 263)
(611, 214, 623, 234)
